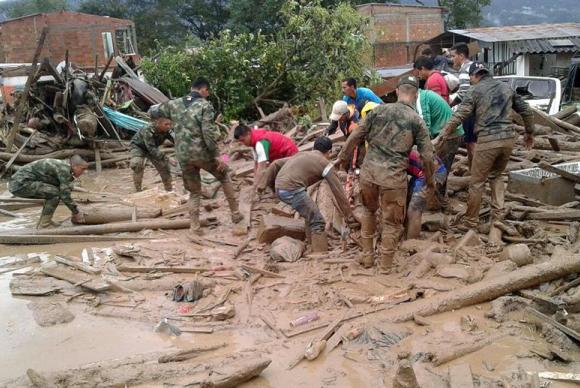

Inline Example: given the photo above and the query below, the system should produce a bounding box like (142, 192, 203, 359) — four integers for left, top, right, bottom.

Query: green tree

(141, 1, 372, 120)
(0, 0, 68, 18)
(437, 0, 492, 28)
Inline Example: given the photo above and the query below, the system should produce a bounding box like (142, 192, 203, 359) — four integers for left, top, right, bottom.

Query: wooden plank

(527, 307, 580, 342)
(529, 210, 580, 221)
(257, 214, 305, 244)
(449, 364, 474, 388)
(550, 277, 580, 297)
(241, 264, 285, 279)
(40, 264, 110, 292)
(538, 161, 580, 184)
(54, 256, 101, 275)
(0, 130, 37, 177)
(118, 265, 209, 273)
(0, 235, 151, 245)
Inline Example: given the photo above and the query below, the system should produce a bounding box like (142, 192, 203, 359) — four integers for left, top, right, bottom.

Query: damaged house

(426, 23, 580, 77)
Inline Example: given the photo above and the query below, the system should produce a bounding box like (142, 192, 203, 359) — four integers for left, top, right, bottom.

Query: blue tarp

(103, 106, 148, 132)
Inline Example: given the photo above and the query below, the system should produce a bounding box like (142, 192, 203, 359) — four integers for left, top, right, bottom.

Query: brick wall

(0, 11, 135, 69)
(358, 4, 445, 68)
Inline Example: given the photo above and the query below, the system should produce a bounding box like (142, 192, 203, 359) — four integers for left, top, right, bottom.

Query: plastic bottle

(290, 312, 319, 327)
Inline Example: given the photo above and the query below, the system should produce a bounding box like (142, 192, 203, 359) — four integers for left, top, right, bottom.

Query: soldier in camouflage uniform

(338, 76, 435, 270)
(9, 155, 88, 228)
(130, 110, 175, 192)
(435, 62, 535, 231)
(158, 78, 243, 237)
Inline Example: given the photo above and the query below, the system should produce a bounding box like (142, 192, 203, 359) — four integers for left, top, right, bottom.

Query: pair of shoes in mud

(172, 280, 205, 302)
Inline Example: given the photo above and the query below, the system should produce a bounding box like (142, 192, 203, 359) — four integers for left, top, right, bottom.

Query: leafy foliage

(141, 1, 372, 120)
(437, 0, 492, 28)
(0, 0, 68, 18)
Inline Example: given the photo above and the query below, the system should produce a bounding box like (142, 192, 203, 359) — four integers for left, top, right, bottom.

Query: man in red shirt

(414, 56, 449, 103)
(234, 125, 299, 192)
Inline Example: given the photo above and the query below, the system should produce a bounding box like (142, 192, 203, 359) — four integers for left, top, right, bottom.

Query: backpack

(441, 71, 460, 93)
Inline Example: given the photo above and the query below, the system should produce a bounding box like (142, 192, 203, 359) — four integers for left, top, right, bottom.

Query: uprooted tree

(140, 1, 374, 120)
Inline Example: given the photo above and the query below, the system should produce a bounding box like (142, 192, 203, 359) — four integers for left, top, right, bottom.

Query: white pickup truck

(495, 75, 562, 115)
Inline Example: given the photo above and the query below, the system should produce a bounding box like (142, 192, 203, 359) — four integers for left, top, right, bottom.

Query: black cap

(397, 75, 419, 89)
(469, 62, 490, 76)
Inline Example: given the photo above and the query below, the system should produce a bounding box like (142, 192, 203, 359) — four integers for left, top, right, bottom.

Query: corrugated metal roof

(449, 23, 580, 43)
(506, 37, 580, 54)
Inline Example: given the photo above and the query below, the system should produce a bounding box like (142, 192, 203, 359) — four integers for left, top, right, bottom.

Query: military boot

(133, 170, 144, 192)
(378, 251, 395, 272)
(311, 232, 328, 253)
(188, 193, 204, 237)
(37, 214, 60, 229)
(358, 236, 375, 268)
(162, 177, 173, 192)
(221, 181, 243, 224)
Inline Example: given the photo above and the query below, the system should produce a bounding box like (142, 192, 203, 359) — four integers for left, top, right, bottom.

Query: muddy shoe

(358, 253, 375, 269)
(172, 284, 186, 302)
(37, 215, 61, 229)
(378, 255, 394, 272)
(184, 280, 205, 302)
(231, 211, 244, 224)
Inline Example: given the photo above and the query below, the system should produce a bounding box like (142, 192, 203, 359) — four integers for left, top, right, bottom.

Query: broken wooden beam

(433, 333, 506, 366)
(199, 358, 271, 388)
(75, 207, 162, 225)
(381, 253, 580, 323)
(538, 161, 580, 184)
(158, 343, 227, 363)
(257, 214, 305, 244)
(118, 265, 209, 274)
(527, 307, 580, 342)
(5, 217, 217, 236)
(241, 264, 284, 279)
(0, 234, 152, 245)
(528, 210, 580, 221)
(40, 264, 110, 292)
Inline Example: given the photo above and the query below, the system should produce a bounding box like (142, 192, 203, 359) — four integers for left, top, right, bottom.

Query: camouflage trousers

(465, 145, 512, 228)
(360, 179, 407, 265)
(9, 180, 64, 218)
(180, 159, 239, 226)
(130, 148, 172, 191)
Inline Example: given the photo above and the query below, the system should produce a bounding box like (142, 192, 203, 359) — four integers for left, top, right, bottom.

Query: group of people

(8, 45, 536, 270)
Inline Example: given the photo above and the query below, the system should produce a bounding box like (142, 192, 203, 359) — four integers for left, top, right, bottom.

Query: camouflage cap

(397, 75, 419, 89)
(469, 62, 490, 76)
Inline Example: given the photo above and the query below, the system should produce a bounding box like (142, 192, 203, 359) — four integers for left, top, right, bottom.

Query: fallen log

(0, 235, 152, 245)
(118, 265, 209, 273)
(381, 253, 580, 323)
(0, 208, 20, 217)
(158, 343, 227, 363)
(257, 214, 305, 244)
(3, 217, 216, 236)
(433, 333, 507, 366)
(0, 149, 110, 163)
(0, 201, 42, 211)
(533, 107, 580, 134)
(553, 105, 578, 120)
(199, 358, 271, 388)
(533, 138, 580, 152)
(529, 210, 580, 221)
(75, 207, 162, 225)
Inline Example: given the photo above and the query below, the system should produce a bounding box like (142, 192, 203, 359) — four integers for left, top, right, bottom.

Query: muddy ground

(1, 164, 580, 388)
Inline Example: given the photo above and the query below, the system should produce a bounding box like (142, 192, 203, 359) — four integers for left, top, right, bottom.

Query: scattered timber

(40, 264, 110, 292)
(0, 234, 152, 245)
(158, 343, 227, 363)
(538, 161, 580, 184)
(433, 334, 507, 366)
(76, 207, 162, 225)
(118, 265, 209, 274)
(199, 358, 271, 388)
(381, 254, 580, 323)
(4, 217, 217, 236)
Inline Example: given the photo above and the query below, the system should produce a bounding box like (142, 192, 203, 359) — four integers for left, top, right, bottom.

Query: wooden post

(0, 129, 37, 178)
(94, 146, 102, 175)
(5, 28, 49, 151)
(318, 97, 328, 122)
(99, 55, 114, 81)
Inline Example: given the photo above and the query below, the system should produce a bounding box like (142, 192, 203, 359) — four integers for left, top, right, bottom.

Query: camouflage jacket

(10, 159, 78, 213)
(440, 75, 534, 147)
(338, 102, 435, 190)
(158, 92, 220, 165)
(130, 124, 172, 161)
